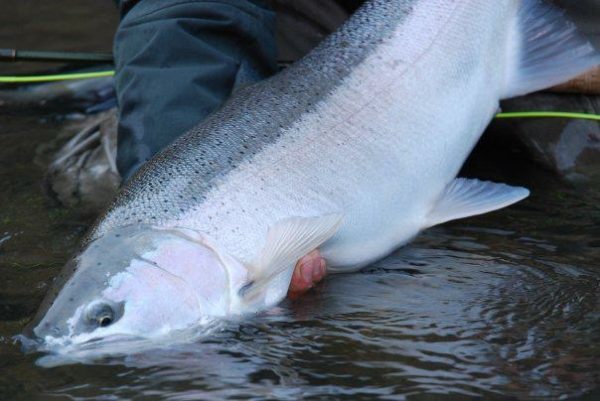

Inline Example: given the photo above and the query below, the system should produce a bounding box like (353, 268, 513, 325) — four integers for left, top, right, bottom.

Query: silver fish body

(96, 0, 596, 270)
(98, 1, 511, 268)
(26, 0, 600, 353)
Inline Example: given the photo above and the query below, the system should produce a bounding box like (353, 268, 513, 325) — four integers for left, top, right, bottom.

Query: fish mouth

(15, 330, 145, 355)
(17, 319, 225, 366)
(13, 332, 130, 367)
(17, 333, 149, 367)
(14, 334, 43, 354)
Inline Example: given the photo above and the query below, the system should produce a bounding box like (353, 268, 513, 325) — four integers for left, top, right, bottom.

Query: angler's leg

(113, 0, 277, 180)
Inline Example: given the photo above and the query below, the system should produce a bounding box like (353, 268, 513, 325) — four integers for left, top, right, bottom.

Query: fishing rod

(0, 48, 115, 83)
(0, 48, 295, 66)
(0, 48, 113, 64)
(0, 48, 294, 83)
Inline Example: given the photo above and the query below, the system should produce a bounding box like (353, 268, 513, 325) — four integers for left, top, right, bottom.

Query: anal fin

(427, 178, 529, 227)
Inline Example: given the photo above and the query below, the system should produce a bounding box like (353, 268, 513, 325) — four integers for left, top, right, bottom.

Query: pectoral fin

(427, 178, 529, 227)
(240, 214, 342, 303)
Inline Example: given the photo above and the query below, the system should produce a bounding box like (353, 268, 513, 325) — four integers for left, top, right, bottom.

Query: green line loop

(0, 71, 599, 122)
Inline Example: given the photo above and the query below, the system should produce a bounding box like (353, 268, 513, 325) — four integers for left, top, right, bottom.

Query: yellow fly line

(495, 111, 600, 121)
(0, 70, 114, 83)
(0, 70, 599, 122)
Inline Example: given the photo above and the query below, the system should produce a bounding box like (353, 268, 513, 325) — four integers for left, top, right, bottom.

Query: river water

(1, 2, 599, 400)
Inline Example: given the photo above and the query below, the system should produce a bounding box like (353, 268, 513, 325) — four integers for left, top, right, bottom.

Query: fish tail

(501, 0, 600, 99)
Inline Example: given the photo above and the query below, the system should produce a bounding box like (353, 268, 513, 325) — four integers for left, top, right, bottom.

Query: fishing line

(0, 71, 599, 122)
(0, 70, 114, 83)
(495, 111, 600, 121)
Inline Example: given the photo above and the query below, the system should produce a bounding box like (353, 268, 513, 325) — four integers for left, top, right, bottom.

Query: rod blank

(0, 48, 114, 64)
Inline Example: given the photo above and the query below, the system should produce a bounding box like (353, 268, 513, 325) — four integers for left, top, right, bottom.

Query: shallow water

(1, 107, 599, 400)
(2, 2, 600, 400)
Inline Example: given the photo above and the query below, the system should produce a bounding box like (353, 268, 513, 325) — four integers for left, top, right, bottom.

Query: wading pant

(113, 0, 362, 180)
(114, 0, 277, 180)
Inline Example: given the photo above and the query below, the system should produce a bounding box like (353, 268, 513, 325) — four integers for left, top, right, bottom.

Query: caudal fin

(502, 0, 600, 99)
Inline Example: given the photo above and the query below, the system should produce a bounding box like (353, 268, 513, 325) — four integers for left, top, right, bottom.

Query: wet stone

(43, 109, 121, 216)
(492, 93, 600, 189)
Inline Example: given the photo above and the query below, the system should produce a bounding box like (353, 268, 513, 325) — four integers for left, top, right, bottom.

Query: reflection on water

(0, 109, 599, 400)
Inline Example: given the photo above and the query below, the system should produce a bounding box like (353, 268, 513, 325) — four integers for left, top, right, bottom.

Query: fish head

(23, 225, 246, 353)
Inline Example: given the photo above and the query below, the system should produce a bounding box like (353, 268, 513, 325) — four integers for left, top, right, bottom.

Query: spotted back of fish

(92, 0, 415, 239)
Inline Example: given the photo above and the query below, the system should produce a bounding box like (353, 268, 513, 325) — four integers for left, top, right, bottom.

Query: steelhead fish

(25, 0, 600, 355)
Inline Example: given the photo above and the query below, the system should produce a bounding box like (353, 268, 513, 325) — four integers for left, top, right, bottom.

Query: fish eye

(98, 313, 113, 327)
(85, 300, 122, 328)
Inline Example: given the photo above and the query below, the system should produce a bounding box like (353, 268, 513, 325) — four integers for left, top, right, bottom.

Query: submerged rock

(484, 0, 600, 188)
(493, 93, 600, 188)
(44, 108, 121, 215)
